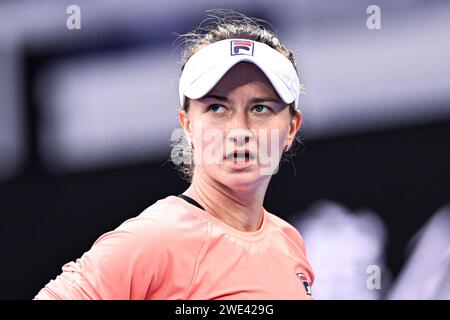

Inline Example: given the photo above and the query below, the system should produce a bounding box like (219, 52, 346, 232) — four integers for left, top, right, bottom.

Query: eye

(208, 104, 226, 113)
(252, 105, 271, 114)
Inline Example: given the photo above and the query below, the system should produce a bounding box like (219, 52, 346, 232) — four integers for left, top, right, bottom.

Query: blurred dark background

(0, 0, 449, 299)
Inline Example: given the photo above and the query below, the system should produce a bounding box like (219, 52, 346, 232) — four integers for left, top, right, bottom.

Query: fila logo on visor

(230, 40, 254, 56)
(296, 273, 312, 296)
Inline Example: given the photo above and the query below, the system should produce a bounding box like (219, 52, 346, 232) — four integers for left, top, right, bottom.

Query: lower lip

(224, 158, 255, 171)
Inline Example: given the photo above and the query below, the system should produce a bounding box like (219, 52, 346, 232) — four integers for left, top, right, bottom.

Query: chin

(215, 167, 268, 192)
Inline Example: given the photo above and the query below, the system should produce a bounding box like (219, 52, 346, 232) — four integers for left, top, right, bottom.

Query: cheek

(192, 124, 226, 165)
(275, 119, 292, 150)
(256, 125, 289, 153)
(280, 126, 291, 148)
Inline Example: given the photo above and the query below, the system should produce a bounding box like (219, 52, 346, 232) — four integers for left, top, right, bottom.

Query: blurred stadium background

(0, 0, 449, 299)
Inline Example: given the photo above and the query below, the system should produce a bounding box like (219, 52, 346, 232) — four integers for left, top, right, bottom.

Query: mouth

(224, 150, 256, 163)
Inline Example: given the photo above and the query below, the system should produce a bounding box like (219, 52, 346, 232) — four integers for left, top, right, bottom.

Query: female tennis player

(34, 10, 314, 300)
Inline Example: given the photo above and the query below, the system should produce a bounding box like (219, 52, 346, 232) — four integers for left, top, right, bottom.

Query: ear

(285, 111, 302, 148)
(178, 108, 192, 144)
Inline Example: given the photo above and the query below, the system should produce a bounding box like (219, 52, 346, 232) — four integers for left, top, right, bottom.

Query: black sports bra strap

(177, 194, 205, 211)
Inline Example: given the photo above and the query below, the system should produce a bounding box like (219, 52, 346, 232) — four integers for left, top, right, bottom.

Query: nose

(226, 110, 253, 146)
(227, 122, 254, 146)
(228, 130, 251, 146)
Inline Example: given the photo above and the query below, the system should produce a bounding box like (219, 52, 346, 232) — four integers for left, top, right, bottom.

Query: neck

(183, 170, 270, 232)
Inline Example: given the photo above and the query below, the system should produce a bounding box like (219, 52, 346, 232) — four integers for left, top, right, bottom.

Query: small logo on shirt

(230, 40, 254, 56)
(296, 273, 312, 296)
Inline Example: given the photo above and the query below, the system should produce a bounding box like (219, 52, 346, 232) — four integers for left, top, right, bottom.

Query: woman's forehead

(220, 62, 272, 84)
(207, 62, 281, 101)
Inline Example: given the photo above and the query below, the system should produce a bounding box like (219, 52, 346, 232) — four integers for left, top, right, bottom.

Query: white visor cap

(179, 39, 300, 109)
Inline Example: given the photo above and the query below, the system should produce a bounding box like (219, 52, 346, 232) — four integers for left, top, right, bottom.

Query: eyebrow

(201, 94, 282, 104)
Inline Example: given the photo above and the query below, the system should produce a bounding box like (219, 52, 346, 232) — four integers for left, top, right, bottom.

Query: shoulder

(36, 196, 210, 300)
(93, 195, 209, 251)
(265, 210, 307, 249)
(265, 210, 315, 285)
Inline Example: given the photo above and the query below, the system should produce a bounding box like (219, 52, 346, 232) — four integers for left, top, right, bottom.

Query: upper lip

(224, 149, 256, 160)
